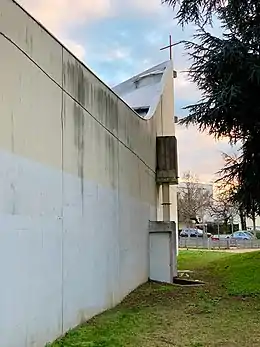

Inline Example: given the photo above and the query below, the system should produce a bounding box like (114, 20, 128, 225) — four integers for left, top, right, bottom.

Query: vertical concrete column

(162, 183, 170, 222)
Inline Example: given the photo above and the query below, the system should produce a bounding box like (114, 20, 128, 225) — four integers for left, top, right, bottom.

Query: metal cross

(160, 34, 174, 60)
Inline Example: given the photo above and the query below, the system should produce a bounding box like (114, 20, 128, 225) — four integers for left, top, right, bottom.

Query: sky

(17, 0, 233, 183)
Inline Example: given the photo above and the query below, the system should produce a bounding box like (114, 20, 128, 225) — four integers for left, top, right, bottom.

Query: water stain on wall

(65, 60, 89, 108)
(65, 57, 121, 194)
(25, 26, 33, 54)
(105, 132, 118, 190)
(65, 59, 88, 212)
(95, 87, 119, 135)
(65, 57, 119, 137)
(73, 104, 85, 213)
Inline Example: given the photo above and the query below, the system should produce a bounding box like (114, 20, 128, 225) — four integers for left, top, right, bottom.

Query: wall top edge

(10, 0, 165, 123)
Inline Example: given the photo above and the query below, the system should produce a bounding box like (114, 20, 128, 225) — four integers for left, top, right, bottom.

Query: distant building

(238, 216, 260, 231)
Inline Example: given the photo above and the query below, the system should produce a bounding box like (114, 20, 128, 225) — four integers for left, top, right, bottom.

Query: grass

(212, 251, 260, 296)
(178, 249, 232, 270)
(48, 250, 260, 347)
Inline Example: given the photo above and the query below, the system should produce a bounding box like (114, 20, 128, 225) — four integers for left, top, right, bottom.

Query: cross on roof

(160, 35, 174, 60)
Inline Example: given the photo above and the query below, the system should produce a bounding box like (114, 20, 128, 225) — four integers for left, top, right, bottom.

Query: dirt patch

(173, 277, 205, 286)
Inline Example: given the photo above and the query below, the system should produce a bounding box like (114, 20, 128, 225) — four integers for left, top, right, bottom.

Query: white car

(211, 234, 231, 241)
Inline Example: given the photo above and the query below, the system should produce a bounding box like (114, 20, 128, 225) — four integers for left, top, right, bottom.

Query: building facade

(0, 1, 178, 346)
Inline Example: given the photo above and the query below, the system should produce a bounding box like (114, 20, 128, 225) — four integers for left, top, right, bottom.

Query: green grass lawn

(48, 250, 260, 347)
(178, 249, 232, 270)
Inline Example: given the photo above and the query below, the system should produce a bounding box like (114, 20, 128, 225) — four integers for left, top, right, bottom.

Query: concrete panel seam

(61, 47, 65, 334)
(0, 31, 155, 175)
(11, 0, 146, 120)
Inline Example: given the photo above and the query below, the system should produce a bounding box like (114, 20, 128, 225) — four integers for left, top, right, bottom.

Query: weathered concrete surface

(0, 1, 177, 346)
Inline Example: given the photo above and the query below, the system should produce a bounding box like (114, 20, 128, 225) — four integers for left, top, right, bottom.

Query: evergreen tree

(164, 0, 260, 211)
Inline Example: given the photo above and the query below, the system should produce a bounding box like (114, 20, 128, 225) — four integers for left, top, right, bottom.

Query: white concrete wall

(0, 1, 178, 347)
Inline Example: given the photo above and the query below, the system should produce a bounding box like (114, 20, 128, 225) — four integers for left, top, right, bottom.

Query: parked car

(230, 231, 255, 241)
(211, 231, 256, 242)
(180, 228, 211, 238)
(211, 234, 231, 241)
(180, 228, 203, 238)
(243, 231, 256, 239)
(228, 231, 253, 246)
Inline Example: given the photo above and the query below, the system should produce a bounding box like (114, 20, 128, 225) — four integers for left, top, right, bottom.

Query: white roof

(113, 61, 174, 119)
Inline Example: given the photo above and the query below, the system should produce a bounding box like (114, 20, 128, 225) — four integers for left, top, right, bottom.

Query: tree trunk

(223, 219, 228, 234)
(252, 212, 256, 236)
(239, 207, 247, 230)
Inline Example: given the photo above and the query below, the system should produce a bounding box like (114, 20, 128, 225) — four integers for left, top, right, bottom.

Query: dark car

(180, 228, 203, 237)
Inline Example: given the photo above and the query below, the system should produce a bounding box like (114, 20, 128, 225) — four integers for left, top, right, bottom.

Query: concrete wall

(0, 1, 176, 346)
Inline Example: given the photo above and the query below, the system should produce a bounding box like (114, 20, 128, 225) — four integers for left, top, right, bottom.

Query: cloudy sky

(17, 0, 232, 183)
